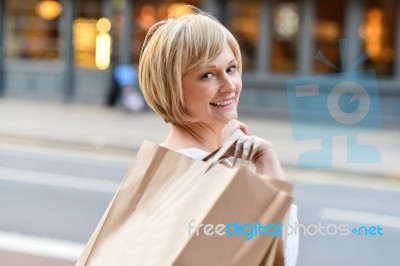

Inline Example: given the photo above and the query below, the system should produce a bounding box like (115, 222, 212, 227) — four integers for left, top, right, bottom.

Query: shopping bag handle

(203, 129, 244, 170)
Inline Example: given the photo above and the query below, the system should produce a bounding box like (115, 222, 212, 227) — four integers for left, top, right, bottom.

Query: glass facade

(5, 0, 62, 60)
(3, 0, 64, 100)
(313, 0, 346, 74)
(0, 0, 399, 107)
(73, 0, 105, 69)
(4, 0, 109, 68)
(227, 0, 260, 71)
(270, 0, 300, 73)
(361, 0, 398, 76)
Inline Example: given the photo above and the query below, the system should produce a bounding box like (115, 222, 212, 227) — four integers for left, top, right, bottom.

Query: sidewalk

(0, 250, 74, 266)
(0, 98, 398, 178)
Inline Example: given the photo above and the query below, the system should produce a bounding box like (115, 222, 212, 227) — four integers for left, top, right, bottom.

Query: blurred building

(0, 0, 399, 122)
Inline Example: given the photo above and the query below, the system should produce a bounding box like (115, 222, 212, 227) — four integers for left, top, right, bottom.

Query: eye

(227, 65, 237, 74)
(201, 72, 214, 80)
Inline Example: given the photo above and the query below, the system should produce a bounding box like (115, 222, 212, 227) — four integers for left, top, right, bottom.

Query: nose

(219, 72, 236, 93)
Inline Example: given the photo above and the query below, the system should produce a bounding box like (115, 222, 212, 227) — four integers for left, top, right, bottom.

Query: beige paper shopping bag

(172, 165, 292, 266)
(77, 132, 293, 266)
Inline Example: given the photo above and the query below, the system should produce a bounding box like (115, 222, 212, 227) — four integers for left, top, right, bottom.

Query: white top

(179, 148, 299, 266)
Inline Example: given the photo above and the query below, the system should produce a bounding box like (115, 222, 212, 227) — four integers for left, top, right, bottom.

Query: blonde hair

(138, 9, 242, 125)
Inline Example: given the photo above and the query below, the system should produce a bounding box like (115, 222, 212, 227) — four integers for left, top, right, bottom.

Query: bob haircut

(138, 9, 242, 125)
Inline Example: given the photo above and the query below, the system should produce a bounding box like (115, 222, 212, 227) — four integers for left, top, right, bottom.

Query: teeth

(211, 99, 233, 106)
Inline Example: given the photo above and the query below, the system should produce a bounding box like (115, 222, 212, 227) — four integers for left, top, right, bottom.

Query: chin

(196, 111, 238, 125)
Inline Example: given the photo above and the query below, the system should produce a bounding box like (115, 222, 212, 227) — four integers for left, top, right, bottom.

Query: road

(0, 142, 399, 266)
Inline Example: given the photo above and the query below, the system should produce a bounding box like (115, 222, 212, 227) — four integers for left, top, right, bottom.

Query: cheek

(183, 82, 212, 110)
(187, 87, 207, 103)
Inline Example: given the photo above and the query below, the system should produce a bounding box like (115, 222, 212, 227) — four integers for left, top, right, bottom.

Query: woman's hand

(222, 119, 285, 180)
(222, 119, 251, 139)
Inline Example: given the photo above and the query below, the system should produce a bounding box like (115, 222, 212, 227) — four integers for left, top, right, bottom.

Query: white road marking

(0, 166, 120, 193)
(285, 168, 400, 192)
(0, 142, 133, 168)
(319, 208, 400, 229)
(0, 231, 84, 261)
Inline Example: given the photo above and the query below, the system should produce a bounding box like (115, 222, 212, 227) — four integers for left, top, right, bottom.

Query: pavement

(0, 97, 399, 178)
(0, 250, 74, 266)
(0, 97, 399, 265)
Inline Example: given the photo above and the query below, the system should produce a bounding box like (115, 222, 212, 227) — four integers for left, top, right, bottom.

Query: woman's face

(182, 44, 242, 126)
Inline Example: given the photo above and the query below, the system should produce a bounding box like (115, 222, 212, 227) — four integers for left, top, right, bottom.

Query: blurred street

(1, 0, 400, 265)
(0, 98, 399, 266)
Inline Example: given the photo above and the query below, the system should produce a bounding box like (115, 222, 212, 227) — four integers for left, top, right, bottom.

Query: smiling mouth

(210, 98, 234, 106)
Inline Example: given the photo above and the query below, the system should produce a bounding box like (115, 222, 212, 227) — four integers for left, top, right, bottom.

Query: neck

(162, 122, 224, 152)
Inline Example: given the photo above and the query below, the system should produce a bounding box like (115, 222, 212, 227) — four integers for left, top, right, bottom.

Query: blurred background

(0, 0, 399, 265)
(0, 0, 399, 119)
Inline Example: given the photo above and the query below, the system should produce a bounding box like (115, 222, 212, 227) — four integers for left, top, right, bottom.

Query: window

(313, 0, 346, 74)
(227, 0, 260, 71)
(360, 0, 397, 76)
(4, 0, 62, 60)
(270, 0, 300, 73)
(73, 0, 109, 69)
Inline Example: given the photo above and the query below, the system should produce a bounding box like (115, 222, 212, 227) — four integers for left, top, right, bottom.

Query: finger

(232, 136, 244, 166)
(249, 137, 272, 163)
(235, 136, 245, 158)
(222, 120, 241, 141)
(243, 136, 254, 161)
(232, 142, 239, 166)
(238, 123, 251, 135)
(230, 119, 251, 135)
(242, 139, 251, 161)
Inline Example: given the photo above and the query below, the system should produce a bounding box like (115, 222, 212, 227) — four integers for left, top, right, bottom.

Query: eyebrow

(203, 59, 237, 68)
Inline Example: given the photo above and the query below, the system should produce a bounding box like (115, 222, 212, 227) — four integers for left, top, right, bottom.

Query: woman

(139, 9, 298, 266)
